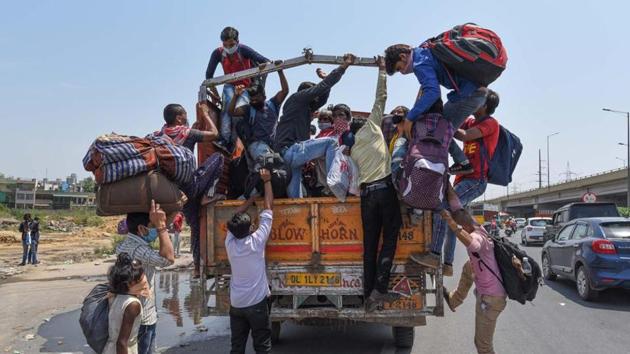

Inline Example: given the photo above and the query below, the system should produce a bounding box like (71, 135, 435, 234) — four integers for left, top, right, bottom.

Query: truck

(200, 194, 444, 348)
(196, 51, 444, 348)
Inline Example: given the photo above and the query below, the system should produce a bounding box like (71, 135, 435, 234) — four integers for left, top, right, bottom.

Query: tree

(81, 177, 95, 193)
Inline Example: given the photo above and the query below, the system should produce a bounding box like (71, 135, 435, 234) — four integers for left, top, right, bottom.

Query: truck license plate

(285, 273, 341, 287)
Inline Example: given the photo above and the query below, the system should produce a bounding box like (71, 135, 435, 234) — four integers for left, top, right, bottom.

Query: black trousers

(361, 183, 402, 297)
(229, 298, 271, 354)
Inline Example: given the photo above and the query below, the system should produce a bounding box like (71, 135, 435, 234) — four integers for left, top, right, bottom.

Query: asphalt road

(166, 230, 630, 354)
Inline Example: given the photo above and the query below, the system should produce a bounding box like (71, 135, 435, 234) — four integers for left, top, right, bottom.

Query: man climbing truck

(196, 50, 444, 349)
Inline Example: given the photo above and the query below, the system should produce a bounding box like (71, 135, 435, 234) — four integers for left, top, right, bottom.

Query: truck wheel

(392, 326, 414, 348)
(271, 321, 281, 344)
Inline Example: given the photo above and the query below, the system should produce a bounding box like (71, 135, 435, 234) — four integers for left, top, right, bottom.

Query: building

(0, 176, 95, 209)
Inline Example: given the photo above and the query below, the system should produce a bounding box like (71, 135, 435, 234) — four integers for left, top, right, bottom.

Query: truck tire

(392, 326, 414, 348)
(271, 321, 281, 344)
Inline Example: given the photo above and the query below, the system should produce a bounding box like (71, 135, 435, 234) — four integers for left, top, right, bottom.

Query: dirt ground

(0, 216, 193, 353)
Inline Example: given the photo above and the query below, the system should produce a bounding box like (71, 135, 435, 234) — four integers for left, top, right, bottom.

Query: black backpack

(472, 234, 541, 304)
(79, 283, 110, 353)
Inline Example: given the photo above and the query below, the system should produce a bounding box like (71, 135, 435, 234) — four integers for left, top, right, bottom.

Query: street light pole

(603, 108, 630, 207)
(546, 132, 560, 188)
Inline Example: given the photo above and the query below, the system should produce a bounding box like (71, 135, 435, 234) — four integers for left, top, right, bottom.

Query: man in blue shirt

(228, 69, 289, 170)
(384, 44, 488, 175)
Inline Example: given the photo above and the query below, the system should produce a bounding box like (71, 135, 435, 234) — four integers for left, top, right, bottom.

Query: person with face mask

(228, 70, 289, 170)
(274, 53, 356, 198)
(205, 26, 271, 152)
(383, 43, 488, 175)
(116, 200, 175, 354)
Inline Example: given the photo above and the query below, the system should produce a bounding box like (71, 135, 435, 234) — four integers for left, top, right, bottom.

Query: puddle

(37, 270, 230, 353)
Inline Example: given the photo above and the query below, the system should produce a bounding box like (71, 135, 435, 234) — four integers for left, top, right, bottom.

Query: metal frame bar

(200, 48, 378, 88)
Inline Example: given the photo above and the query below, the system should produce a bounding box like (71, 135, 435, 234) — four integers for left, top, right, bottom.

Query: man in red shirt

(443, 89, 500, 272)
(413, 90, 500, 276)
(170, 213, 184, 258)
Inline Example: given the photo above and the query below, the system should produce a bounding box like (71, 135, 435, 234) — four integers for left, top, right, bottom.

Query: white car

(521, 217, 552, 246)
(515, 218, 527, 228)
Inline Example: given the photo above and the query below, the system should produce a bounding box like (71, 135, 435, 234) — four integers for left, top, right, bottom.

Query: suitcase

(96, 171, 187, 216)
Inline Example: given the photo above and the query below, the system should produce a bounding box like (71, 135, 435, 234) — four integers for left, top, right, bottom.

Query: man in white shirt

(225, 168, 273, 354)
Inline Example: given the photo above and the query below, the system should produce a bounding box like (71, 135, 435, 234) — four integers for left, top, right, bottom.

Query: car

(515, 218, 526, 228)
(521, 217, 552, 246)
(543, 202, 620, 242)
(541, 217, 630, 300)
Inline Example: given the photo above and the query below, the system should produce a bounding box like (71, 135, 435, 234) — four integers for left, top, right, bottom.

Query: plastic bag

(347, 154, 360, 197)
(327, 146, 356, 202)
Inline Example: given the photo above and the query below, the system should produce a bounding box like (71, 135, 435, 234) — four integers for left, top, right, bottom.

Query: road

(165, 230, 630, 354)
(24, 231, 630, 354)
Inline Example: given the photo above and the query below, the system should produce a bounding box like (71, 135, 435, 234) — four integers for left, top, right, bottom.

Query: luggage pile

(83, 133, 194, 215)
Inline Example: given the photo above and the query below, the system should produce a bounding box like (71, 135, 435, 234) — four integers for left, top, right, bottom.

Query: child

(225, 168, 273, 354)
(103, 252, 150, 354)
(439, 184, 507, 354)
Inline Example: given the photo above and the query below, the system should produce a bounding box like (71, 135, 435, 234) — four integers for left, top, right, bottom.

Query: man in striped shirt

(116, 200, 175, 354)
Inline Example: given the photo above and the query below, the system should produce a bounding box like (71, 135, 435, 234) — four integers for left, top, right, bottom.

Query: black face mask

(392, 114, 404, 124)
(251, 101, 265, 110)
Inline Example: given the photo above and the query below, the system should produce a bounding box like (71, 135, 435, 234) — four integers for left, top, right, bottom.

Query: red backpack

(426, 23, 507, 87)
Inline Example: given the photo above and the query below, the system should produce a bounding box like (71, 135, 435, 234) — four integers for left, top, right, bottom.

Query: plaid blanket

(83, 133, 195, 185)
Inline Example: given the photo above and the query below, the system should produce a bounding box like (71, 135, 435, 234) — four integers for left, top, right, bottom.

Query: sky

(1, 0, 629, 199)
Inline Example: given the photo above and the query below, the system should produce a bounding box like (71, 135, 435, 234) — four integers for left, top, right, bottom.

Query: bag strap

(441, 63, 460, 93)
(471, 251, 505, 288)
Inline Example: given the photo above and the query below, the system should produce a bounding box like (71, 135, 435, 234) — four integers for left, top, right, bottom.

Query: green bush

(94, 234, 125, 256)
(618, 207, 630, 217)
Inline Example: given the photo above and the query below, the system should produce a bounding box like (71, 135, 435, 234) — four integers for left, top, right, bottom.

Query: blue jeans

(21, 238, 31, 264)
(443, 178, 487, 264)
(138, 323, 157, 354)
(390, 137, 408, 190)
(443, 88, 488, 164)
(28, 238, 38, 263)
(221, 84, 249, 145)
(248, 141, 274, 171)
(283, 138, 338, 198)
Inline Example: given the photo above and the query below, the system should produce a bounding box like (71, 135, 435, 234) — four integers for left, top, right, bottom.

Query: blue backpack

(481, 125, 522, 186)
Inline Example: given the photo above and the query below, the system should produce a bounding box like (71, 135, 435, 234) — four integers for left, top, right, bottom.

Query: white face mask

(223, 44, 238, 55)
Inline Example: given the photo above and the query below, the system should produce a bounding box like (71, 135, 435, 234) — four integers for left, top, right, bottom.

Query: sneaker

(443, 263, 454, 277)
(410, 253, 440, 269)
(443, 287, 456, 312)
(449, 163, 474, 175)
(18, 262, 25, 266)
(365, 290, 401, 312)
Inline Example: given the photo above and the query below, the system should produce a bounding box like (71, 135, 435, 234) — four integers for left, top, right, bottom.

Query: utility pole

(538, 149, 542, 189)
(547, 132, 560, 188)
(603, 108, 630, 207)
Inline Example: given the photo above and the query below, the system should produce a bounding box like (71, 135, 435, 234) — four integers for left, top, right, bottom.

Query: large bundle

(83, 133, 195, 186)
(96, 171, 187, 216)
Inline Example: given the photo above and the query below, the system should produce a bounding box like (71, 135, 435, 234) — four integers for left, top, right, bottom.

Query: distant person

(226, 169, 273, 354)
(102, 253, 150, 354)
(154, 100, 221, 278)
(228, 69, 289, 169)
(439, 184, 507, 354)
(117, 201, 175, 354)
(171, 213, 184, 258)
(18, 213, 32, 266)
(205, 26, 271, 151)
(274, 54, 356, 197)
(28, 216, 40, 265)
(384, 43, 488, 175)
